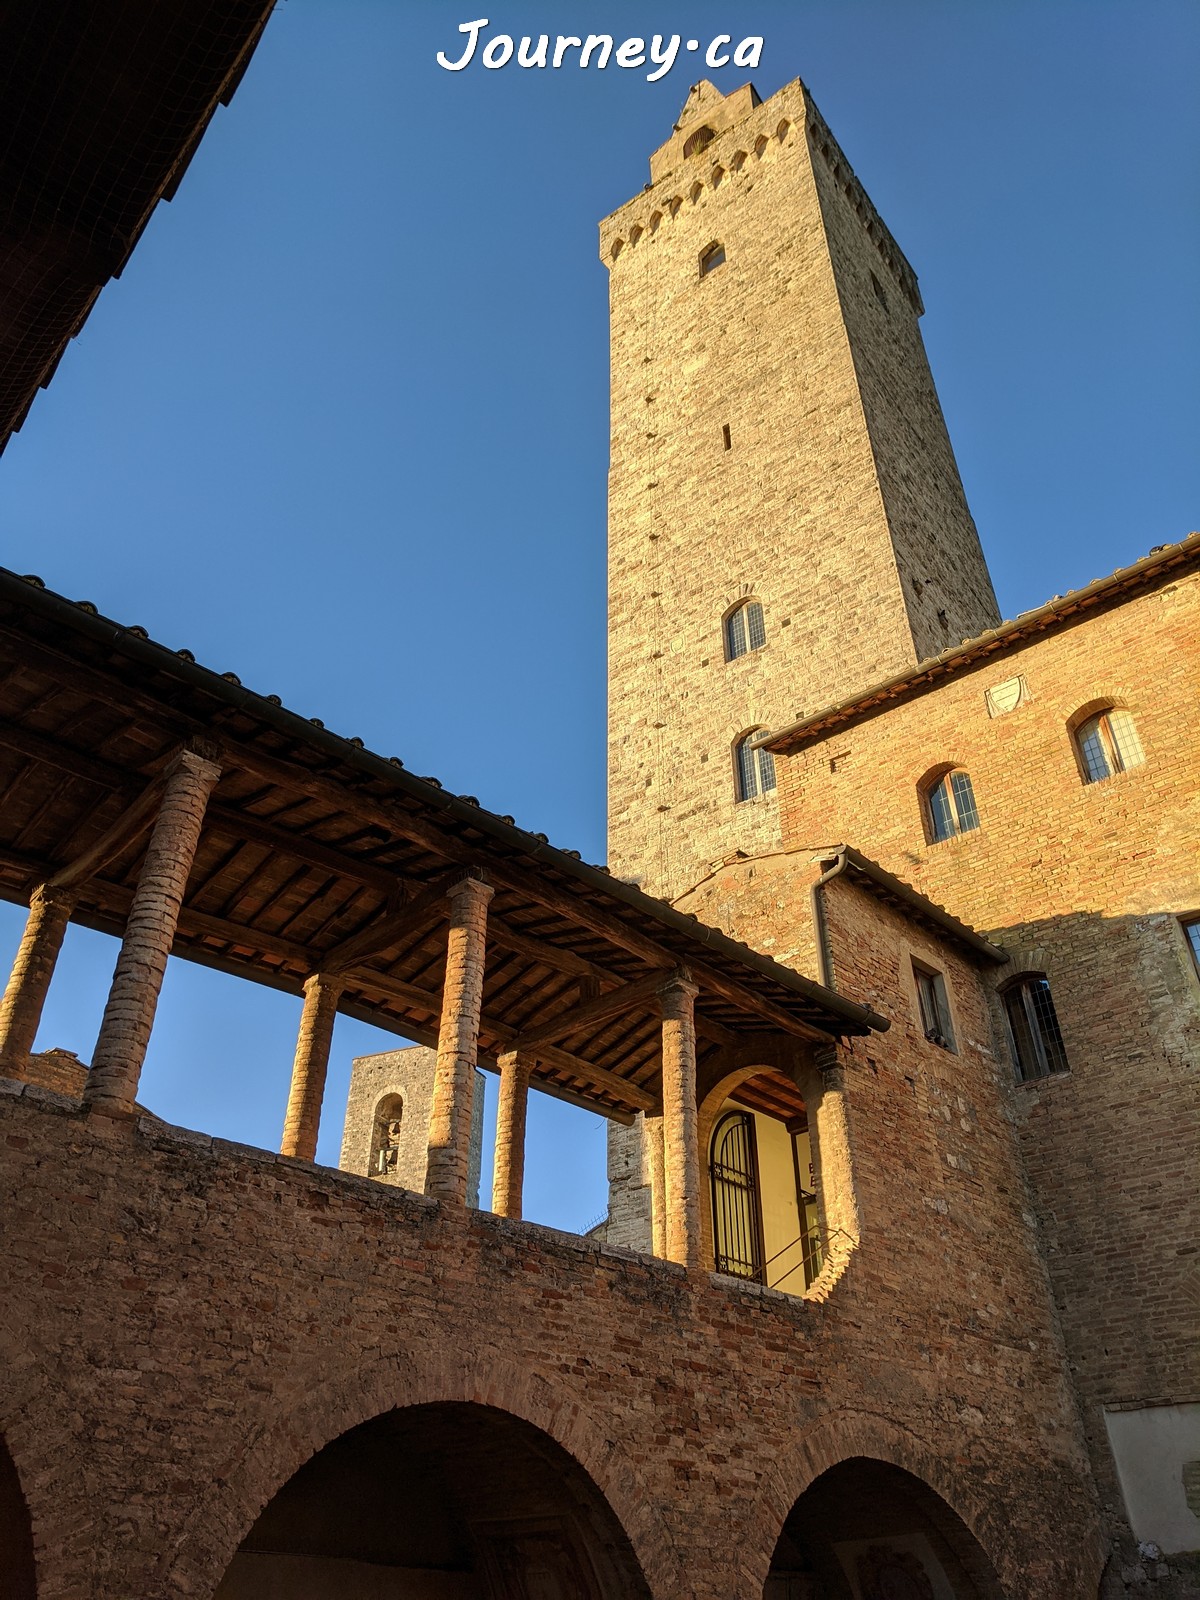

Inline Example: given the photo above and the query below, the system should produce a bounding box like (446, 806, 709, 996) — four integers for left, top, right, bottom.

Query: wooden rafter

(512, 970, 680, 1052)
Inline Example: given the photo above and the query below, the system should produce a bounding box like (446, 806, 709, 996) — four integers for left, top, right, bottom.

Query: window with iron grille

(1073, 707, 1144, 784)
(913, 961, 955, 1050)
(710, 1111, 764, 1280)
(922, 768, 980, 843)
(725, 598, 766, 660)
(735, 730, 776, 802)
(1003, 975, 1070, 1081)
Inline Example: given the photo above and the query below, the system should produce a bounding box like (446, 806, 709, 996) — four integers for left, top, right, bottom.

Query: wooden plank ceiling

(0, 570, 882, 1122)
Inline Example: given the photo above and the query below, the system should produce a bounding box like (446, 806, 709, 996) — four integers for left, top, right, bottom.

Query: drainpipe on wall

(809, 847, 851, 991)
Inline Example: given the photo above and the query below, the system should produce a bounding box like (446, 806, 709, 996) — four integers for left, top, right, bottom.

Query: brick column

(83, 749, 221, 1119)
(280, 973, 344, 1161)
(811, 1047, 861, 1259)
(659, 971, 701, 1268)
(0, 883, 76, 1080)
(425, 875, 493, 1204)
(492, 1049, 531, 1219)
(645, 1113, 667, 1258)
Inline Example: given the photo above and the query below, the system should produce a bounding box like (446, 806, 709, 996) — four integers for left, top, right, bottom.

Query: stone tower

(339, 1046, 485, 1206)
(601, 78, 1000, 901)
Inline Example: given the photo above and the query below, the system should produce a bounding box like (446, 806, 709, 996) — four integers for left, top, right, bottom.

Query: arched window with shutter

(1072, 705, 1144, 784)
(734, 730, 776, 802)
(919, 766, 980, 843)
(725, 598, 766, 660)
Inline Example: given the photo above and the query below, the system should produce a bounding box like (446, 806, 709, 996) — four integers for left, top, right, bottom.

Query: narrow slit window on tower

(722, 423, 732, 451)
(699, 241, 726, 277)
(735, 730, 776, 802)
(725, 599, 766, 661)
(871, 270, 889, 311)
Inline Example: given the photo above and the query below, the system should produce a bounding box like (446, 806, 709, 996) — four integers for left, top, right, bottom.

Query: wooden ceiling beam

(48, 773, 168, 890)
(322, 872, 456, 974)
(512, 969, 680, 1052)
(352, 968, 656, 1113)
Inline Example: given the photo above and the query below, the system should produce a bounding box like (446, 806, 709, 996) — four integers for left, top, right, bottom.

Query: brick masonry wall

(602, 78, 997, 902)
(775, 567, 1200, 1559)
(0, 1071, 1102, 1600)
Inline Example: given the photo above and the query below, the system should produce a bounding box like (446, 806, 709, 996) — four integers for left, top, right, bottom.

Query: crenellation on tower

(603, 76, 1000, 900)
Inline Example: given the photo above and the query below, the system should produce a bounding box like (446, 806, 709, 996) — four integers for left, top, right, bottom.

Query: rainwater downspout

(810, 847, 851, 991)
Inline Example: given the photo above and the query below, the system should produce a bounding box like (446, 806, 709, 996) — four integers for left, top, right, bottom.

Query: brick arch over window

(917, 761, 980, 843)
(745, 1409, 1106, 1600)
(1066, 697, 1145, 784)
(164, 1344, 679, 1599)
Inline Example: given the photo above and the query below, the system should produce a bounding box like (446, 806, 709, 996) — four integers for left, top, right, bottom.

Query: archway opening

(216, 1401, 651, 1599)
(0, 1434, 36, 1600)
(765, 1457, 1003, 1599)
(707, 1069, 821, 1293)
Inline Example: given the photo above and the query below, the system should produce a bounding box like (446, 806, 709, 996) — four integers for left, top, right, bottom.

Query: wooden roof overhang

(0, 570, 886, 1125)
(0, 1, 275, 452)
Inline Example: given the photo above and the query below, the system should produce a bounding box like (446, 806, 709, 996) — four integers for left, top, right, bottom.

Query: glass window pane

(757, 744, 776, 793)
(1028, 978, 1069, 1074)
(1106, 709, 1144, 771)
(736, 738, 758, 800)
(726, 608, 747, 659)
(746, 601, 766, 651)
(1004, 988, 1042, 1080)
(928, 776, 955, 841)
(949, 770, 980, 832)
(1078, 718, 1111, 783)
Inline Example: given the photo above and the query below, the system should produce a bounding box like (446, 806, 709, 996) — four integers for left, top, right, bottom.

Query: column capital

(303, 970, 345, 1001)
(445, 871, 494, 909)
(168, 746, 223, 787)
(657, 967, 699, 1005)
(29, 880, 77, 914)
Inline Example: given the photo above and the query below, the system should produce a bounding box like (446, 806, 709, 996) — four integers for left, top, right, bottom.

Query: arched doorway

(706, 1070, 822, 1293)
(0, 1434, 36, 1600)
(215, 1402, 651, 1599)
(765, 1458, 1004, 1599)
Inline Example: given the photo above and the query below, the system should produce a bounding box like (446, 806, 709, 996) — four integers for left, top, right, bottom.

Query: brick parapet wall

(0, 1083, 1103, 1600)
(774, 570, 1200, 1547)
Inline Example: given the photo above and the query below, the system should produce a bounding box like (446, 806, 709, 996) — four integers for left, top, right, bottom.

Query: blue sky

(0, 1, 1196, 1229)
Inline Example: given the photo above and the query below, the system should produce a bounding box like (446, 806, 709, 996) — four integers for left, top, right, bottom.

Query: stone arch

(748, 1410, 1012, 1600)
(165, 1343, 681, 1599)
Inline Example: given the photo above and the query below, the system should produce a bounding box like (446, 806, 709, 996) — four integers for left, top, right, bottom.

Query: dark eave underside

(0, 569, 882, 1124)
(0, 2, 275, 452)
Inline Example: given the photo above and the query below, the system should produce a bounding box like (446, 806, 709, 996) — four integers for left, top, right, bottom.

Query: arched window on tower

(370, 1092, 405, 1177)
(1001, 975, 1070, 1082)
(683, 125, 715, 158)
(699, 241, 726, 277)
(735, 730, 776, 802)
(725, 598, 765, 660)
(1072, 705, 1144, 784)
(920, 766, 980, 843)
